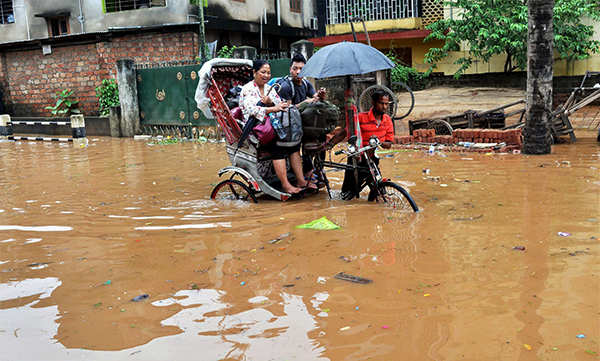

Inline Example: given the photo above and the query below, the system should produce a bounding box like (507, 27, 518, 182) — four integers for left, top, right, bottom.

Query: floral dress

(239, 81, 283, 124)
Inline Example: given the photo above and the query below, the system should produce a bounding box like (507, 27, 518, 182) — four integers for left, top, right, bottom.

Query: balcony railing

(326, 0, 421, 25)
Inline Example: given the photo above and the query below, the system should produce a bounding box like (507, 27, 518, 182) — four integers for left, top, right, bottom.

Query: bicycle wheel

(391, 81, 415, 120)
(211, 179, 258, 203)
(372, 181, 418, 212)
(429, 119, 453, 135)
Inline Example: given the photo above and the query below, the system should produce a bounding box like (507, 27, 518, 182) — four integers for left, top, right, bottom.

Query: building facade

(310, 0, 599, 76)
(310, 0, 444, 70)
(0, 0, 318, 116)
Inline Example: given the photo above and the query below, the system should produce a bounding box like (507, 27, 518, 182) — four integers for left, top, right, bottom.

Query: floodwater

(0, 132, 598, 361)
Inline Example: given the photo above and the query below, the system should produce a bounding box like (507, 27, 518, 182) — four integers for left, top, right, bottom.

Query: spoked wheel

(211, 179, 258, 203)
(429, 119, 453, 135)
(371, 181, 418, 212)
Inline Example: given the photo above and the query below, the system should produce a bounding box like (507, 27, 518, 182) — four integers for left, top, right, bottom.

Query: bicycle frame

(309, 136, 387, 199)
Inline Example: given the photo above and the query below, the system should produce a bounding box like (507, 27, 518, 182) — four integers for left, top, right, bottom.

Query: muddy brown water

(0, 133, 598, 361)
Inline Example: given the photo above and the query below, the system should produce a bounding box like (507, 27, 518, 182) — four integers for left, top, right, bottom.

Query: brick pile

(394, 128, 523, 152)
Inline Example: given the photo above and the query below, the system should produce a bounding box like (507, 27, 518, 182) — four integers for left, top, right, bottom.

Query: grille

(104, 0, 166, 13)
(326, 0, 421, 25)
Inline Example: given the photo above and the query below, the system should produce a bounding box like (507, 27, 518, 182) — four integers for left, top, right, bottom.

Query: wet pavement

(0, 132, 598, 361)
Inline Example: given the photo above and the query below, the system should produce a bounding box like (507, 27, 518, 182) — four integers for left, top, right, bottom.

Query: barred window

(290, 0, 301, 13)
(326, 0, 421, 25)
(0, 0, 15, 24)
(104, 0, 166, 13)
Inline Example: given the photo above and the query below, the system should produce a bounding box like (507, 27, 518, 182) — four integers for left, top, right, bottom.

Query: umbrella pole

(344, 75, 360, 198)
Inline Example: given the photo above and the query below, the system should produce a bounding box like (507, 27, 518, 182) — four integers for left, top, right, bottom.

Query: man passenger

(277, 53, 324, 105)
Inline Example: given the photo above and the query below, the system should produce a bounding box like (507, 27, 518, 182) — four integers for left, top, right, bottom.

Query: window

(104, 0, 166, 13)
(46, 16, 70, 37)
(0, 0, 15, 24)
(290, 0, 301, 13)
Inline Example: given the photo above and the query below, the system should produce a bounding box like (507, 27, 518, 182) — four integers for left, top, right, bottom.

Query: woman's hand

(267, 101, 289, 114)
(261, 95, 273, 105)
(276, 101, 290, 112)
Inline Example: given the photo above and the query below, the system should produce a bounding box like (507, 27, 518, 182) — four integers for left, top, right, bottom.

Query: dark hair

(252, 59, 269, 72)
(371, 89, 389, 104)
(290, 53, 307, 65)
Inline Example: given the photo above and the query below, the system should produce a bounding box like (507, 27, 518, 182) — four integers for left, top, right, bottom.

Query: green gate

(136, 62, 211, 135)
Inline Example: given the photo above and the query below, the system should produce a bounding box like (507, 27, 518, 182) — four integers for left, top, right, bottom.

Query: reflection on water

(0, 134, 598, 360)
(0, 278, 326, 361)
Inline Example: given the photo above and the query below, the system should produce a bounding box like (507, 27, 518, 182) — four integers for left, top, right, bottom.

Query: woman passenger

(239, 60, 313, 195)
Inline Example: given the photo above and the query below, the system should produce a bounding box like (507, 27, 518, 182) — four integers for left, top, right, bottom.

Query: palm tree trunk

(523, 0, 553, 154)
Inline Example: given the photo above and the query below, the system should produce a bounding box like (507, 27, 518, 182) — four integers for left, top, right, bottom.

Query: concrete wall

(206, 0, 314, 28)
(85, 0, 189, 31)
(0, 0, 314, 44)
(0, 0, 189, 43)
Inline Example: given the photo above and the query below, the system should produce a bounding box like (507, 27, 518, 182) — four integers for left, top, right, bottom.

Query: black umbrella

(298, 42, 394, 79)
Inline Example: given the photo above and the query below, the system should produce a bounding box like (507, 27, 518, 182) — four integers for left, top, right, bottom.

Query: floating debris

(334, 272, 372, 284)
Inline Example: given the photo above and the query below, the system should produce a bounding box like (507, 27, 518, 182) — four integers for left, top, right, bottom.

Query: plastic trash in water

(428, 145, 435, 154)
(558, 232, 571, 237)
(576, 334, 586, 339)
(296, 216, 340, 230)
(131, 294, 149, 302)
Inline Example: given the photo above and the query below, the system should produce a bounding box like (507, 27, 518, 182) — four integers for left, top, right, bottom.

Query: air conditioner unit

(309, 17, 318, 30)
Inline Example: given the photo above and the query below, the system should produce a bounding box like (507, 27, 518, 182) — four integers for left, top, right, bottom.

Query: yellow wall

(428, 51, 600, 76)
(326, 18, 422, 35)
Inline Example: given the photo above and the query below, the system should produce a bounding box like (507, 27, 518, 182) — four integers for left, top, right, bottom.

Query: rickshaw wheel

(372, 181, 418, 212)
(211, 179, 258, 203)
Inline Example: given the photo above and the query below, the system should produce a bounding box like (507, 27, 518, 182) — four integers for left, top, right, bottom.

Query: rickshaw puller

(332, 89, 394, 200)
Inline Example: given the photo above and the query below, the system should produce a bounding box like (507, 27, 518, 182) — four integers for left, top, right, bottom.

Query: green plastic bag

(296, 216, 340, 230)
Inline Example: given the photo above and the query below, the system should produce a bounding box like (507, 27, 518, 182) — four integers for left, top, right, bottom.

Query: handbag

(251, 116, 275, 145)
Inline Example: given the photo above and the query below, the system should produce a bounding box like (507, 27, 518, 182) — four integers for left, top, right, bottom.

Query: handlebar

(336, 143, 379, 158)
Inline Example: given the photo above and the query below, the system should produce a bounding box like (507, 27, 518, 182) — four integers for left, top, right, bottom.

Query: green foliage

(217, 45, 237, 58)
(95, 79, 119, 116)
(189, 0, 207, 6)
(386, 52, 430, 91)
(424, 0, 600, 78)
(44, 89, 81, 116)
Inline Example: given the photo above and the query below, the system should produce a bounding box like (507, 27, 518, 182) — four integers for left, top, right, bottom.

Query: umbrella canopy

(299, 42, 395, 79)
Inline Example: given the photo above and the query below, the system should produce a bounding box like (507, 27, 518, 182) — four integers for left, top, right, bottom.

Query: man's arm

(380, 115, 395, 149)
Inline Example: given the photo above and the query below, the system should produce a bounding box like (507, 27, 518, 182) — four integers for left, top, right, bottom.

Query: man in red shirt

(340, 89, 394, 200)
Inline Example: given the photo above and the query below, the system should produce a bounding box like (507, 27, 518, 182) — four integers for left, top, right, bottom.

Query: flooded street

(1, 132, 598, 361)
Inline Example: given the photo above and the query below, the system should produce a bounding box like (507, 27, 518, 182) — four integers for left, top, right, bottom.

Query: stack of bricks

(393, 128, 523, 152)
(450, 129, 522, 147)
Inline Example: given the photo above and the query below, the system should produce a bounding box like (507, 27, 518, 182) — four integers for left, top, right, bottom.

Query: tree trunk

(523, 0, 553, 154)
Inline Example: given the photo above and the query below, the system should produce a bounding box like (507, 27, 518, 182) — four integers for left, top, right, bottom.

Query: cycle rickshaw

(195, 58, 418, 212)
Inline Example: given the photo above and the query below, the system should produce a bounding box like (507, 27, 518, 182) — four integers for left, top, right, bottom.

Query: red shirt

(357, 108, 394, 146)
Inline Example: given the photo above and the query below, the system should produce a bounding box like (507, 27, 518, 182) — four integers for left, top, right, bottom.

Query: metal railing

(104, 0, 166, 13)
(0, 0, 14, 24)
(326, 0, 421, 25)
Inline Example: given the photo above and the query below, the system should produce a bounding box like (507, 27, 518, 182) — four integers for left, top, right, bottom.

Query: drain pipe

(77, 0, 85, 33)
(18, 1, 31, 40)
(276, 0, 280, 26)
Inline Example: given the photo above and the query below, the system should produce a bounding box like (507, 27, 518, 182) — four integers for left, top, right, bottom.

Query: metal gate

(136, 61, 210, 135)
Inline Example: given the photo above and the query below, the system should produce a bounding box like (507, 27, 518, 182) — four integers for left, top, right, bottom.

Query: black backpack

(271, 105, 303, 148)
